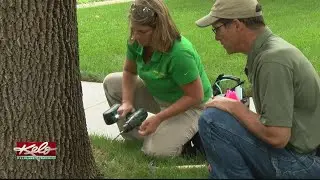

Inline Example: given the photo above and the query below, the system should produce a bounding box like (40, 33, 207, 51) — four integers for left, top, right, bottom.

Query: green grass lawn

(78, 0, 320, 178)
(77, 0, 320, 90)
(90, 135, 208, 178)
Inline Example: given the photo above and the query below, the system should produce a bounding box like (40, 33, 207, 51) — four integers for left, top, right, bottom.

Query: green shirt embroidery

(126, 36, 212, 103)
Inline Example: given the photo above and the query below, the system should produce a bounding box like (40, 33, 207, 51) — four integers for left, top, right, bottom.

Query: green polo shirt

(246, 27, 320, 153)
(126, 36, 212, 104)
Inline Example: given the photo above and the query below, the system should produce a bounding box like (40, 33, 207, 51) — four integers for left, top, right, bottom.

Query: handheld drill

(102, 104, 148, 140)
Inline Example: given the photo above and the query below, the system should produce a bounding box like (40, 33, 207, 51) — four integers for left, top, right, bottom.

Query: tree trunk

(0, 0, 98, 178)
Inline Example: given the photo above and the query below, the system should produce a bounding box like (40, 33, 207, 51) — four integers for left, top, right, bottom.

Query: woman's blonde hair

(128, 0, 181, 52)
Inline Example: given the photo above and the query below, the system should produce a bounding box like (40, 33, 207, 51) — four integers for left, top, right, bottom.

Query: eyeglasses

(212, 21, 233, 34)
(130, 3, 155, 18)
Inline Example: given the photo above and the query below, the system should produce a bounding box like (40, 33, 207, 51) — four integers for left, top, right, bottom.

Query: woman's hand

(117, 102, 134, 118)
(138, 115, 162, 136)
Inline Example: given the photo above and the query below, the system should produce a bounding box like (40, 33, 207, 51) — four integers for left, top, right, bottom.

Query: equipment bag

(181, 74, 247, 158)
(212, 73, 246, 100)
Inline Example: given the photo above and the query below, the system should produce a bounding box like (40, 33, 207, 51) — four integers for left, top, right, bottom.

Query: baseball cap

(196, 0, 263, 27)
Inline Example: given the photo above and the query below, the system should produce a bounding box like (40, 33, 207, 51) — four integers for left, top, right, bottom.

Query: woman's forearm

(122, 70, 138, 105)
(156, 95, 201, 122)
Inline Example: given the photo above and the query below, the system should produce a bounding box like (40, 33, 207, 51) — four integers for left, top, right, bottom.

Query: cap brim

(195, 14, 219, 28)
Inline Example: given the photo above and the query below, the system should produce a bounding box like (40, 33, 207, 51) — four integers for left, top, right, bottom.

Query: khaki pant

(103, 72, 203, 156)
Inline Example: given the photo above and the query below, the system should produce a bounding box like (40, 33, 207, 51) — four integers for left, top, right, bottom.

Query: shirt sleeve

(170, 50, 199, 86)
(257, 62, 294, 127)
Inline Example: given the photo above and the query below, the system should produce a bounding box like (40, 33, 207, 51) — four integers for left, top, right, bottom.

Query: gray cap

(196, 0, 263, 27)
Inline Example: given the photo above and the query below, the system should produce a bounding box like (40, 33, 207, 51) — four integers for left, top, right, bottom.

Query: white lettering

(13, 142, 57, 162)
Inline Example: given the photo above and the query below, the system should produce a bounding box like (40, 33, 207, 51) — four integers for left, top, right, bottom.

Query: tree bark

(0, 0, 98, 178)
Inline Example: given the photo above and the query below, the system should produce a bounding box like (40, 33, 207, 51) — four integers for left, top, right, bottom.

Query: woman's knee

(142, 144, 182, 157)
(103, 72, 122, 93)
(142, 131, 186, 157)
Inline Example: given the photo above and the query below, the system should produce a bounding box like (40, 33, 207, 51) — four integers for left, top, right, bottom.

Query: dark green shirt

(126, 36, 212, 103)
(246, 27, 320, 153)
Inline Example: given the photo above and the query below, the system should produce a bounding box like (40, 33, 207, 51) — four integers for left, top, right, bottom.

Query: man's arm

(228, 61, 294, 148)
(205, 97, 291, 148)
(231, 101, 291, 148)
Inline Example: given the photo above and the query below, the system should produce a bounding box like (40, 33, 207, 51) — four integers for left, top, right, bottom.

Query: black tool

(102, 104, 148, 140)
(112, 108, 148, 141)
(103, 104, 121, 125)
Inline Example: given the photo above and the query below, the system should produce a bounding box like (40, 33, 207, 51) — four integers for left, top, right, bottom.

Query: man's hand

(207, 96, 291, 148)
(205, 96, 239, 115)
(138, 115, 162, 136)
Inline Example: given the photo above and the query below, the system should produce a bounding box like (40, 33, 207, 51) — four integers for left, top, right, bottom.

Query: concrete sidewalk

(82, 81, 123, 140)
(82, 81, 257, 140)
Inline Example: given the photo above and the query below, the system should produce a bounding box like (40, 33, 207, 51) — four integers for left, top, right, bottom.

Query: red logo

(13, 142, 57, 161)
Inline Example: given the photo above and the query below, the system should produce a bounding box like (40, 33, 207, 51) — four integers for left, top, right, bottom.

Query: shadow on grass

(90, 135, 209, 179)
(80, 70, 105, 83)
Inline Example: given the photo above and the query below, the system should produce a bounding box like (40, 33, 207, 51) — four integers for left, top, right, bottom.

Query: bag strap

(212, 73, 245, 96)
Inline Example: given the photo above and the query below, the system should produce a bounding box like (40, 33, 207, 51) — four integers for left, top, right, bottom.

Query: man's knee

(199, 108, 233, 130)
(199, 107, 244, 139)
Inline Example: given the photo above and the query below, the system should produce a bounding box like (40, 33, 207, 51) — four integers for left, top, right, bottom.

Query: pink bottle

(225, 90, 240, 101)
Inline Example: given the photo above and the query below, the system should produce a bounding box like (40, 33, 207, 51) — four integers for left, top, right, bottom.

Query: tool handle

(122, 108, 148, 133)
(103, 104, 134, 125)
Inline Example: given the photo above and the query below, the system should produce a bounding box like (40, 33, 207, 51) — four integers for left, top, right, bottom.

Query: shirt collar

(245, 27, 273, 81)
(135, 44, 143, 55)
(135, 44, 163, 63)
